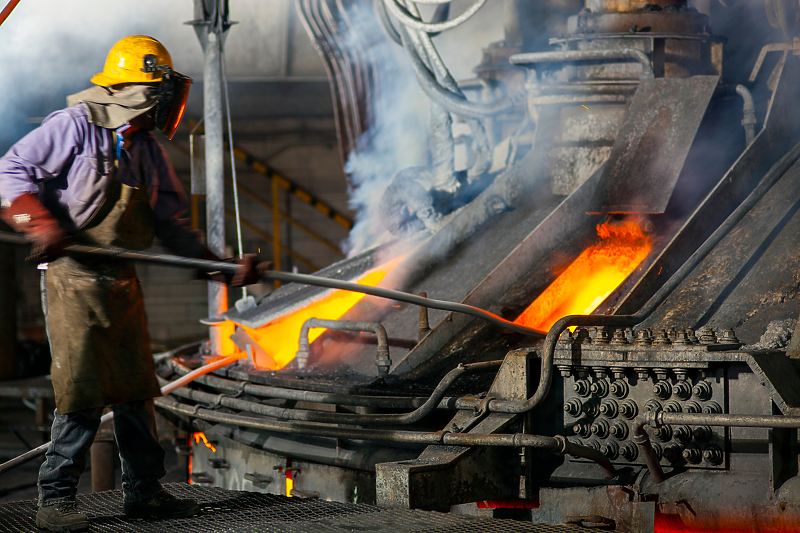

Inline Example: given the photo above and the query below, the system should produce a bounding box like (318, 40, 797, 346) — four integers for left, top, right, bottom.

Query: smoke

(341, 2, 504, 257)
(339, 6, 430, 257)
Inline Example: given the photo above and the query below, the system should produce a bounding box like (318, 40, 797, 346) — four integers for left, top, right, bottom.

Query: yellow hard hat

(91, 35, 172, 86)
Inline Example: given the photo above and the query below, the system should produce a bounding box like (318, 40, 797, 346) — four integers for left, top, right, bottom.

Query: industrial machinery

(155, 0, 800, 531)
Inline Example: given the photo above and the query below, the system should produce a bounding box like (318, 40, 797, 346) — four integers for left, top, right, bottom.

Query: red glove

(197, 249, 271, 287)
(0, 193, 67, 261)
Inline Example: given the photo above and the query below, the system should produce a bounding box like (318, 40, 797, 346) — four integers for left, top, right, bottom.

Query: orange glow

(243, 267, 392, 369)
(514, 219, 652, 331)
(192, 432, 217, 453)
(286, 471, 294, 497)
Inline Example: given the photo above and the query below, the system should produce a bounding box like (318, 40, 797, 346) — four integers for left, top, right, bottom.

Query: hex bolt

(582, 399, 600, 418)
(610, 380, 629, 399)
(654, 425, 673, 442)
(620, 400, 638, 419)
(611, 329, 629, 345)
(693, 426, 713, 443)
(704, 445, 724, 465)
(703, 401, 722, 414)
(611, 367, 626, 380)
(663, 400, 682, 413)
(720, 328, 740, 345)
(664, 444, 683, 462)
(586, 439, 601, 451)
(558, 329, 573, 345)
(653, 330, 672, 345)
(698, 327, 717, 344)
(574, 423, 592, 437)
(595, 328, 610, 344)
(672, 380, 692, 400)
(654, 368, 669, 381)
(644, 399, 662, 412)
(651, 442, 663, 461)
(693, 381, 713, 401)
(576, 366, 591, 379)
(634, 329, 652, 345)
(610, 421, 629, 440)
(653, 380, 672, 400)
(590, 379, 609, 398)
(683, 401, 701, 414)
(600, 400, 619, 418)
(673, 368, 688, 381)
(594, 367, 609, 379)
(620, 443, 639, 461)
(557, 365, 573, 378)
(674, 330, 691, 345)
(573, 379, 591, 397)
(683, 446, 702, 464)
(601, 440, 619, 460)
(635, 367, 651, 381)
(667, 327, 677, 341)
(624, 327, 634, 342)
(564, 399, 583, 417)
(591, 418, 610, 438)
(685, 329, 698, 344)
(674, 425, 693, 444)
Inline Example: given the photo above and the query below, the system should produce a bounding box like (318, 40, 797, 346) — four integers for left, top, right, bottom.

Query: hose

(161, 360, 500, 426)
(156, 395, 614, 478)
(383, 0, 487, 33)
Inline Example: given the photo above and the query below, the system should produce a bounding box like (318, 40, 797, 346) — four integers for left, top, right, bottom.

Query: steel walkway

(0, 483, 580, 533)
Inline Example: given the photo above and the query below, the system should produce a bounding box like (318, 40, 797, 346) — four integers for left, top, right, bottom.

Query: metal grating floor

(0, 483, 582, 533)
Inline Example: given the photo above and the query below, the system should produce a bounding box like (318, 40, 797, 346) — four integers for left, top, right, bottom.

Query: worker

(0, 35, 258, 533)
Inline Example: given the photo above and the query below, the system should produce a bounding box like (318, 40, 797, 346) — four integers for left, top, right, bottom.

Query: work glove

(197, 248, 272, 287)
(0, 193, 67, 262)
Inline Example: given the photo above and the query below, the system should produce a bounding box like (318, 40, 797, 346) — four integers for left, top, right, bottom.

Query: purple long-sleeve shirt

(0, 103, 204, 258)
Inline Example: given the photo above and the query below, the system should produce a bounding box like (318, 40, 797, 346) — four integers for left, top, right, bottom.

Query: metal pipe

(655, 411, 800, 429)
(419, 291, 431, 340)
(156, 395, 614, 477)
(162, 360, 500, 426)
(735, 84, 757, 145)
(510, 49, 655, 80)
(632, 414, 666, 484)
(167, 358, 435, 409)
(296, 318, 391, 375)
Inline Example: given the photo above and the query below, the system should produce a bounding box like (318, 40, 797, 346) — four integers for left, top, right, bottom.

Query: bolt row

(559, 326, 740, 346)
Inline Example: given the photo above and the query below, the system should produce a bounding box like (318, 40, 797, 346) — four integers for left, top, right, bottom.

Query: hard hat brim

(90, 72, 117, 87)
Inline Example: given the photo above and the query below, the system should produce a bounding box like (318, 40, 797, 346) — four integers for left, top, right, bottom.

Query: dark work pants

(37, 399, 166, 507)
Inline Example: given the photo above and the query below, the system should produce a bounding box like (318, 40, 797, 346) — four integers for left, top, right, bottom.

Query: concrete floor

(0, 397, 188, 505)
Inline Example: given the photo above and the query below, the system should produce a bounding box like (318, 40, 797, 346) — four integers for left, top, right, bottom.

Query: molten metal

(514, 219, 652, 331)
(243, 267, 391, 369)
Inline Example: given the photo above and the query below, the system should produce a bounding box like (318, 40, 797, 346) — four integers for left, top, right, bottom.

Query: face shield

(142, 54, 192, 140)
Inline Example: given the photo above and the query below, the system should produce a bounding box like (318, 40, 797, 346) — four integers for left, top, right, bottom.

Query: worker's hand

(0, 193, 67, 262)
(196, 248, 271, 287)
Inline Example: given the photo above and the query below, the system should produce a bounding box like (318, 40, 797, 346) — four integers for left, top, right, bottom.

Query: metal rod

(156, 395, 614, 478)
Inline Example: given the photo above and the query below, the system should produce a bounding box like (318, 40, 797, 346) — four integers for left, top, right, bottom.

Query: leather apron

(45, 160, 161, 414)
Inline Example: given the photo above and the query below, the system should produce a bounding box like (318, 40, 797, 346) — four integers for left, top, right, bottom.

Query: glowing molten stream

(243, 268, 389, 370)
(514, 220, 652, 331)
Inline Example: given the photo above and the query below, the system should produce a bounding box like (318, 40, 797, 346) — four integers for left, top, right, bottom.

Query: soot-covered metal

(156, 1, 800, 531)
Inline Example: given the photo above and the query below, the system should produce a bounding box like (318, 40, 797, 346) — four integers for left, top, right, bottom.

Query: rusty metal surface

(639, 148, 800, 344)
(588, 75, 719, 214)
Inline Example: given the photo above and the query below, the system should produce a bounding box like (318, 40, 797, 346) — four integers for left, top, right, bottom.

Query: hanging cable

(383, 0, 487, 33)
(221, 46, 247, 300)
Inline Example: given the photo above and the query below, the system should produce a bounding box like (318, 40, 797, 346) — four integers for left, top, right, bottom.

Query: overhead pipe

(296, 318, 391, 375)
(156, 395, 614, 478)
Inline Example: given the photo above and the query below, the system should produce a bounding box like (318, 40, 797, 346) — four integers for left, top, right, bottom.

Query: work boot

(123, 489, 199, 519)
(35, 501, 89, 532)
